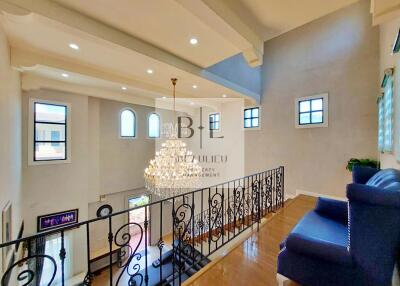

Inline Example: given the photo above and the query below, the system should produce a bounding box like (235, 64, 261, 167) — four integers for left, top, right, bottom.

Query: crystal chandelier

(144, 78, 202, 198)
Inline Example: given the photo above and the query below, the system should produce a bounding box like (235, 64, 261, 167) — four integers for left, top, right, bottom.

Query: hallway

(184, 195, 317, 286)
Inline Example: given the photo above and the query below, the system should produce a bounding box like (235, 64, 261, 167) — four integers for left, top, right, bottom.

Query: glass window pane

(244, 119, 251, 128)
(215, 114, 220, 121)
(215, 122, 220, 130)
(311, 99, 323, 111)
(299, 100, 310, 112)
(244, 109, 251, 118)
(35, 103, 66, 123)
(35, 123, 65, 141)
(121, 110, 135, 137)
(251, 108, 259, 118)
(252, 118, 259, 127)
(311, 111, 323, 123)
(299, 113, 310, 124)
(148, 113, 160, 138)
(35, 143, 66, 161)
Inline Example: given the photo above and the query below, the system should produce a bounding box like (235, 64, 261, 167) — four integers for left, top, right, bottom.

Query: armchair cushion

(314, 197, 347, 225)
(285, 211, 351, 266)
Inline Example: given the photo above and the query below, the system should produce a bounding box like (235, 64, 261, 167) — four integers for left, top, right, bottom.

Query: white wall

(379, 17, 400, 169)
(246, 0, 379, 198)
(0, 25, 22, 272)
(22, 89, 89, 275)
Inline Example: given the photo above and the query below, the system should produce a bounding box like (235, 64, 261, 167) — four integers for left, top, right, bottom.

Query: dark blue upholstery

(278, 167, 400, 286)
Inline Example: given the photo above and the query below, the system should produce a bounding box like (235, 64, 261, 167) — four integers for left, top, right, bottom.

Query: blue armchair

(277, 166, 400, 286)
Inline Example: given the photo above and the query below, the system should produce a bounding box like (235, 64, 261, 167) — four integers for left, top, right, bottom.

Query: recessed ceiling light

(121, 86, 127, 90)
(222, 94, 227, 98)
(190, 102, 195, 105)
(162, 96, 167, 99)
(192, 85, 198, 89)
(190, 38, 198, 45)
(69, 43, 79, 50)
(61, 73, 69, 78)
(147, 69, 153, 74)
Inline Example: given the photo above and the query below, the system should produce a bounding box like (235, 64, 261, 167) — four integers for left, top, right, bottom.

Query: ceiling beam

(371, 0, 400, 25)
(175, 0, 264, 67)
(0, 0, 260, 102)
(11, 47, 193, 99)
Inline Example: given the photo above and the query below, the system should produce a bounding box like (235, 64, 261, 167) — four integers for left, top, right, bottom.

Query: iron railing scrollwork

(0, 166, 284, 286)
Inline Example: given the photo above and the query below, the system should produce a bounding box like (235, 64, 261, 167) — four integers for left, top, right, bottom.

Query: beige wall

(245, 0, 379, 198)
(379, 17, 400, 169)
(99, 99, 156, 195)
(0, 25, 22, 272)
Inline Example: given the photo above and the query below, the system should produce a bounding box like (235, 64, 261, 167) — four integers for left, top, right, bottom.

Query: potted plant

(346, 158, 379, 172)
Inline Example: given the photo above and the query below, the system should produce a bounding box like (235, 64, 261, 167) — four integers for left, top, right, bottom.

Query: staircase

(0, 167, 284, 286)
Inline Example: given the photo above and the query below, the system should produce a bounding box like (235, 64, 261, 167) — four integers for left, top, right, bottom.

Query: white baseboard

(295, 189, 346, 201)
(285, 194, 296, 200)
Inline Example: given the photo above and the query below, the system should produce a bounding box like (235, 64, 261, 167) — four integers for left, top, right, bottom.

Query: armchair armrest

(315, 197, 347, 225)
(352, 166, 379, 184)
(285, 233, 352, 266)
(347, 183, 400, 207)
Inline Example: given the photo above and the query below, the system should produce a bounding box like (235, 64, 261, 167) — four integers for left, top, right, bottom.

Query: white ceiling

(1, 12, 246, 100)
(0, 0, 361, 106)
(55, 0, 240, 68)
(230, 0, 359, 40)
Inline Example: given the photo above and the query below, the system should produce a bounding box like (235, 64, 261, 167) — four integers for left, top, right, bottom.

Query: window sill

(28, 159, 71, 166)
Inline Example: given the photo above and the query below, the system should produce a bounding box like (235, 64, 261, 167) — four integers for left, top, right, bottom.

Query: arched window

(148, 113, 160, 138)
(120, 109, 136, 138)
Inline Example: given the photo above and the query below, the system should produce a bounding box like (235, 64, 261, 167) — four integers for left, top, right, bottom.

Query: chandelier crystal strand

(144, 78, 202, 198)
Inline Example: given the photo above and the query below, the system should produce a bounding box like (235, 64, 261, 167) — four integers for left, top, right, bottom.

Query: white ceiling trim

(21, 73, 205, 113)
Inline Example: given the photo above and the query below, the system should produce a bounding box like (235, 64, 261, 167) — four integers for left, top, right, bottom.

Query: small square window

(244, 107, 260, 129)
(209, 113, 221, 131)
(296, 94, 328, 128)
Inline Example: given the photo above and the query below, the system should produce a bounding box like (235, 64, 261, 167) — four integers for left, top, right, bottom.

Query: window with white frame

(209, 113, 220, 131)
(378, 96, 385, 152)
(33, 102, 68, 161)
(378, 69, 395, 153)
(148, 113, 160, 138)
(295, 94, 328, 128)
(383, 76, 394, 152)
(244, 107, 259, 129)
(120, 109, 136, 138)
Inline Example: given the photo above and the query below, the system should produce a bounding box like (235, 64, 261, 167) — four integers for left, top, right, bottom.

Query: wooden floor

(184, 195, 317, 286)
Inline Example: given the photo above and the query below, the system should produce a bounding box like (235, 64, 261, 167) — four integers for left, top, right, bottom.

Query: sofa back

(366, 168, 400, 190)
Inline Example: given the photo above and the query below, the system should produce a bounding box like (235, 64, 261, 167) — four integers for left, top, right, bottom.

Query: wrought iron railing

(0, 166, 284, 286)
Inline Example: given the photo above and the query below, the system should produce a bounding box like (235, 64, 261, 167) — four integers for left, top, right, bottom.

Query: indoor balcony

(0, 167, 284, 286)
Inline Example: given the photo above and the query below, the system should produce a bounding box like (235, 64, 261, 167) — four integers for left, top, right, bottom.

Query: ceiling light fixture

(192, 85, 198, 89)
(162, 96, 167, 99)
(144, 78, 202, 198)
(121, 86, 127, 90)
(190, 102, 195, 105)
(147, 69, 154, 74)
(222, 94, 227, 98)
(61, 73, 69, 78)
(69, 43, 79, 50)
(190, 38, 198, 45)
